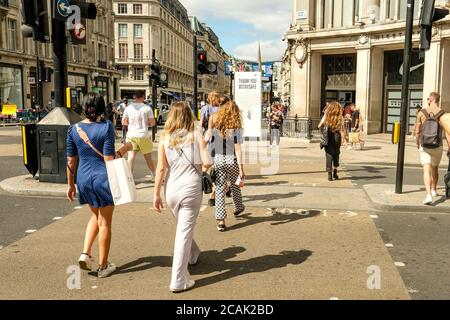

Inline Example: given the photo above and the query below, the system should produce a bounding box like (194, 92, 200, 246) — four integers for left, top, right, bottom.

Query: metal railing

(262, 115, 322, 140)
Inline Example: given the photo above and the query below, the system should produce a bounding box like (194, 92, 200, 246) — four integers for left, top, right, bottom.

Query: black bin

(37, 108, 83, 184)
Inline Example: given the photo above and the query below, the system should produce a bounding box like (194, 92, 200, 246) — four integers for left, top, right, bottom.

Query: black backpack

(420, 109, 446, 149)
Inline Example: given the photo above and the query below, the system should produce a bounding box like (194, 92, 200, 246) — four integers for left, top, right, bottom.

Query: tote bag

(75, 124, 136, 206)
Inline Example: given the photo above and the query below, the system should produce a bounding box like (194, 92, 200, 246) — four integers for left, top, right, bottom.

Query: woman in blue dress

(66, 93, 117, 278)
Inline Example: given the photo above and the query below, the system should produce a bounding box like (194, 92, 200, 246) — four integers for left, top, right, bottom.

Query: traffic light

(150, 61, 161, 81)
(420, 0, 449, 52)
(21, 0, 50, 42)
(196, 51, 218, 75)
(197, 51, 208, 74)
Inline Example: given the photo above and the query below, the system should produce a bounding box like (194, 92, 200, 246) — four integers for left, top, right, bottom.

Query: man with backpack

(415, 92, 446, 205)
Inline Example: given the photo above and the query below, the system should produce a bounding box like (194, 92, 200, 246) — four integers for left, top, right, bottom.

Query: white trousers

(170, 201, 202, 289)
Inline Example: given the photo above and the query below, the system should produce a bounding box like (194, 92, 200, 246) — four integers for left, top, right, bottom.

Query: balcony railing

(116, 58, 151, 64)
(98, 60, 107, 69)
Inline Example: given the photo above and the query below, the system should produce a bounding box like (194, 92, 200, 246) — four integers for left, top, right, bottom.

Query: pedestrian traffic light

(21, 0, 50, 42)
(420, 0, 449, 53)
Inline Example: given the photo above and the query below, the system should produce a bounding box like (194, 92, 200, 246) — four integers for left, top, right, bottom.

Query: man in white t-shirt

(121, 90, 156, 176)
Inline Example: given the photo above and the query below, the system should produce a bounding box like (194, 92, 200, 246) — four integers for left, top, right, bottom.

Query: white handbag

(75, 124, 136, 206)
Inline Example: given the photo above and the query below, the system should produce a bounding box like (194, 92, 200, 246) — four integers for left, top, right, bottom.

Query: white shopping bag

(105, 158, 137, 206)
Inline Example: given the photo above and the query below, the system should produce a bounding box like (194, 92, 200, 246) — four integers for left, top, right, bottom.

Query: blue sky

(182, 0, 291, 61)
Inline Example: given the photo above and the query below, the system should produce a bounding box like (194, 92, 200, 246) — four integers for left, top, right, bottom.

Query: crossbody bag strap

(75, 124, 105, 159)
(174, 145, 202, 177)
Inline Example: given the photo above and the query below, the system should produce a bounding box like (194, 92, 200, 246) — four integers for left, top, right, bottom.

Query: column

(440, 39, 450, 111)
(293, 0, 316, 30)
(423, 40, 442, 108)
(290, 48, 310, 117)
(309, 51, 322, 117)
(355, 46, 384, 133)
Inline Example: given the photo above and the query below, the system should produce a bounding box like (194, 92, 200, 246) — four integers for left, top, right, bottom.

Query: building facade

(191, 16, 230, 102)
(114, 0, 194, 102)
(0, 0, 119, 111)
(285, 0, 450, 134)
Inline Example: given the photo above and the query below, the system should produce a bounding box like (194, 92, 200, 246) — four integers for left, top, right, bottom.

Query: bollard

(294, 114, 299, 132)
(392, 122, 400, 144)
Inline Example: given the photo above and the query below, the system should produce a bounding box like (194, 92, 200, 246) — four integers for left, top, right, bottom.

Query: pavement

(1, 128, 450, 299)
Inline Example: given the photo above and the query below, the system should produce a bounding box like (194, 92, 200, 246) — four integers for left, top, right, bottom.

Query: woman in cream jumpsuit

(153, 102, 210, 293)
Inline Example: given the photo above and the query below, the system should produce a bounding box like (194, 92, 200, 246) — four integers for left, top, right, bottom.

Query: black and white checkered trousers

(213, 154, 245, 220)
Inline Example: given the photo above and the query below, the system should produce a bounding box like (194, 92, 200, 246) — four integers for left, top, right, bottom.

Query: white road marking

(395, 262, 406, 267)
(329, 297, 339, 300)
(408, 288, 419, 293)
(25, 229, 37, 234)
(385, 243, 394, 248)
(370, 215, 379, 219)
(378, 228, 385, 232)
(0, 245, 3, 250)
(312, 184, 317, 187)
(74, 206, 83, 210)
(53, 217, 63, 221)
(91, 286, 98, 289)
(323, 210, 327, 217)
(200, 205, 207, 212)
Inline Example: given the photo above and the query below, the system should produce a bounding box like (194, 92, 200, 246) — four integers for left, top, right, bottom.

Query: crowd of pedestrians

(66, 90, 246, 292)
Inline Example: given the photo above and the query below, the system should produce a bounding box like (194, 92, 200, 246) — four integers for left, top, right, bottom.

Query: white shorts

(419, 146, 443, 167)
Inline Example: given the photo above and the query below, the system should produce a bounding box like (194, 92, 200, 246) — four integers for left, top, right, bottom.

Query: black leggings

(325, 132, 341, 172)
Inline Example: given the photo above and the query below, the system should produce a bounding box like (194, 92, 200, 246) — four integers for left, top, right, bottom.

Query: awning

(161, 90, 173, 96)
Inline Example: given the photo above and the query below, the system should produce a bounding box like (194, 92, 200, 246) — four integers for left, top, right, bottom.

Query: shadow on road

(227, 209, 320, 232)
(243, 192, 303, 203)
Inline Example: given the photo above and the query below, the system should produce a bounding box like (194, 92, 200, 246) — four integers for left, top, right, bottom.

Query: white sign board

(234, 72, 262, 138)
(297, 10, 308, 20)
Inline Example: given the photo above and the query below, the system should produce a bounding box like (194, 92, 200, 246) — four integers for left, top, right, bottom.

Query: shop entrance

(321, 54, 357, 112)
(383, 50, 424, 133)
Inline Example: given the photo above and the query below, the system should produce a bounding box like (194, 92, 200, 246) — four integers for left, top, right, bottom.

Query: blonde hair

(214, 101, 243, 137)
(207, 91, 221, 106)
(324, 101, 343, 133)
(164, 102, 195, 147)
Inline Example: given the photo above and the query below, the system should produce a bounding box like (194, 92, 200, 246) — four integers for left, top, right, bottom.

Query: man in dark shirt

(351, 106, 360, 132)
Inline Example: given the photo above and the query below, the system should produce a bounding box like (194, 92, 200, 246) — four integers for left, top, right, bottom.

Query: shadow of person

(192, 249, 313, 289)
(243, 192, 303, 203)
(227, 210, 321, 232)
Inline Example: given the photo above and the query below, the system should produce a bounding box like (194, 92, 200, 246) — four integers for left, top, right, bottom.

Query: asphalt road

(346, 164, 450, 300)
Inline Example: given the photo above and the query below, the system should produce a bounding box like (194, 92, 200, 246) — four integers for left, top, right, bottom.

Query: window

(133, 24, 143, 38)
(134, 68, 144, 80)
(134, 44, 143, 61)
(119, 24, 127, 37)
(323, 0, 332, 28)
(118, 3, 127, 14)
(119, 43, 128, 59)
(133, 4, 142, 14)
(388, 0, 397, 19)
(7, 19, 16, 51)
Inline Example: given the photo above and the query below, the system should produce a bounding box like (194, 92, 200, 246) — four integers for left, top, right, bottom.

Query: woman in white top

(153, 102, 211, 293)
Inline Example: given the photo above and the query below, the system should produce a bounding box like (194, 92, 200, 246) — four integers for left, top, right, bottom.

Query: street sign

(57, 0, 71, 17)
(70, 21, 87, 44)
(297, 10, 308, 20)
(28, 77, 36, 84)
(234, 72, 262, 138)
(1, 104, 18, 116)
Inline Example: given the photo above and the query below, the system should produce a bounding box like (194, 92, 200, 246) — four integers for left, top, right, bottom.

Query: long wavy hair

(214, 101, 243, 137)
(324, 101, 343, 132)
(164, 102, 195, 148)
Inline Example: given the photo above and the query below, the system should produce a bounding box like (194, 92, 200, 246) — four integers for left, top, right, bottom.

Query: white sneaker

(78, 253, 93, 271)
(431, 190, 438, 197)
(423, 195, 433, 205)
(170, 279, 196, 293)
(269, 145, 273, 149)
(97, 262, 117, 278)
(275, 145, 280, 149)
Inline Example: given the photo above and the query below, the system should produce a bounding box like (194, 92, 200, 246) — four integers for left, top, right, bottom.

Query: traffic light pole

(395, 0, 415, 194)
(230, 72, 234, 100)
(35, 40, 43, 121)
(52, 19, 68, 108)
(151, 49, 158, 142)
(193, 34, 198, 116)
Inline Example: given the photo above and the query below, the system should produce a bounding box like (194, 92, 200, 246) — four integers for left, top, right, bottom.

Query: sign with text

(297, 10, 308, 20)
(234, 72, 262, 138)
(1, 104, 18, 116)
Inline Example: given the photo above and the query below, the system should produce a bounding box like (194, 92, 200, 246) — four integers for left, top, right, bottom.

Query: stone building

(284, 0, 450, 134)
(0, 0, 119, 111)
(114, 0, 194, 102)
